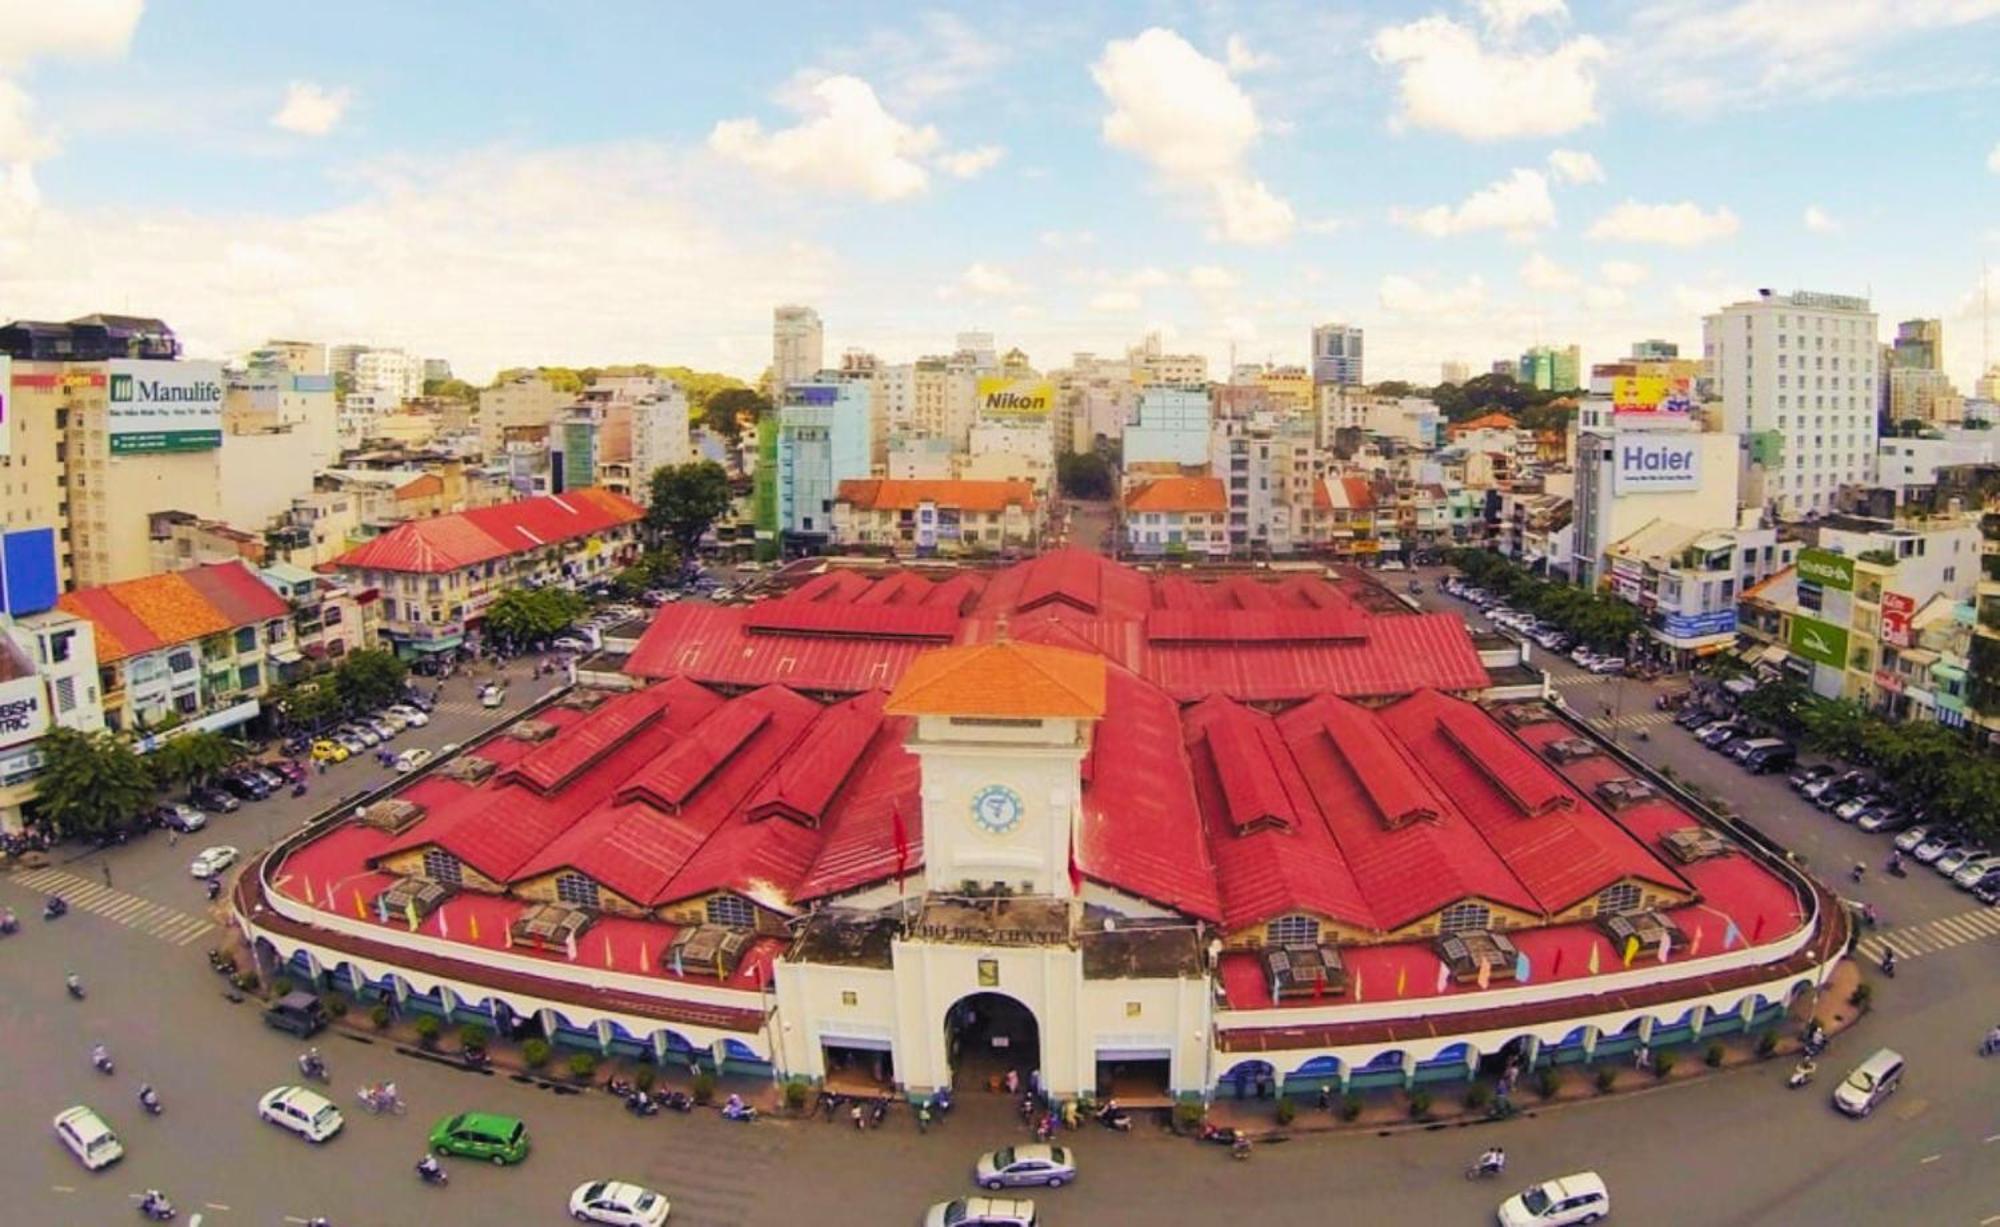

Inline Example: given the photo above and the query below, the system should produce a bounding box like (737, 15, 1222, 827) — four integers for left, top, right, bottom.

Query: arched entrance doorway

(945, 992, 1040, 1092)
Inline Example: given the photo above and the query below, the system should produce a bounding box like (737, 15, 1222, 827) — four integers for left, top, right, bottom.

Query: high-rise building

(1440, 360, 1470, 385)
(1311, 323, 1364, 386)
(775, 378, 871, 549)
(627, 385, 691, 502)
(1978, 366, 2000, 402)
(772, 305, 824, 395)
(1703, 289, 1879, 517)
(1518, 344, 1582, 392)
(1630, 339, 1679, 360)
(1890, 319, 1942, 371)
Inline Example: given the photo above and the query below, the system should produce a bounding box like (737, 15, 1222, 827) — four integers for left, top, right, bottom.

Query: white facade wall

(1124, 387, 1212, 468)
(1873, 431, 2000, 502)
(628, 389, 691, 500)
(218, 428, 323, 529)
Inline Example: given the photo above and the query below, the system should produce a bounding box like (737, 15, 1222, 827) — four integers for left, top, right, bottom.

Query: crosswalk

(1583, 710, 1676, 733)
(8, 867, 216, 947)
(1855, 905, 2000, 964)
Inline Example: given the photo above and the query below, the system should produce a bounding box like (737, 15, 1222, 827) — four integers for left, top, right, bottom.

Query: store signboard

(1880, 591, 1915, 649)
(1611, 433, 1700, 493)
(106, 359, 223, 454)
(1789, 614, 1850, 668)
(1796, 548, 1855, 592)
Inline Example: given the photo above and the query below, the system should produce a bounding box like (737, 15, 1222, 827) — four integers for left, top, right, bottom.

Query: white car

(257, 1085, 344, 1143)
(373, 708, 411, 732)
(1498, 1172, 1611, 1226)
(394, 747, 435, 774)
(568, 1180, 671, 1226)
(386, 704, 430, 727)
(552, 635, 592, 653)
(189, 845, 240, 878)
(1588, 657, 1627, 675)
(53, 1105, 123, 1170)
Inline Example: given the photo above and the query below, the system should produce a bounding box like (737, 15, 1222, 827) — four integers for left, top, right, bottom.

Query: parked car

(270, 760, 308, 785)
(1788, 762, 1836, 791)
(1966, 867, 2000, 899)
(373, 708, 411, 733)
(1497, 1171, 1611, 1227)
(1588, 656, 1627, 675)
(1833, 794, 1881, 823)
(1729, 735, 1778, 762)
(1811, 773, 1872, 811)
(190, 785, 239, 813)
(1741, 741, 1797, 774)
(340, 723, 381, 748)
(162, 803, 208, 833)
(262, 991, 328, 1038)
(364, 717, 398, 740)
(976, 1144, 1077, 1190)
(568, 1180, 672, 1227)
(1893, 825, 1933, 854)
(310, 739, 349, 764)
(923, 1198, 1038, 1227)
(552, 635, 592, 654)
(386, 704, 430, 727)
(1677, 706, 1721, 730)
(1913, 834, 1966, 865)
(1933, 845, 1991, 875)
(248, 764, 287, 790)
(1698, 722, 1745, 749)
(395, 747, 434, 774)
(335, 732, 369, 756)
(1832, 1048, 1904, 1118)
(220, 772, 269, 801)
(52, 1105, 123, 1171)
(1952, 855, 2000, 888)
(429, 1112, 530, 1165)
(1855, 805, 1915, 834)
(258, 1085, 344, 1143)
(189, 845, 240, 878)
(1802, 769, 1865, 803)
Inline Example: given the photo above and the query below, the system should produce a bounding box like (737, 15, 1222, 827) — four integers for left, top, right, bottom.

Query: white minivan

(1832, 1048, 1905, 1117)
(53, 1105, 123, 1170)
(1498, 1172, 1610, 1226)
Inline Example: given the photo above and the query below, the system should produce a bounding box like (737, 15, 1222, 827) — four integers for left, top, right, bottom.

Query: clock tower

(884, 640, 1106, 898)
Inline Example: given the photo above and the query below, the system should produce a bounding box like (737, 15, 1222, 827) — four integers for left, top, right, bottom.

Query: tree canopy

(1431, 373, 1574, 426)
(35, 728, 155, 841)
(149, 729, 243, 791)
(484, 587, 588, 645)
(1449, 549, 1641, 651)
(701, 386, 771, 442)
(332, 649, 409, 713)
(646, 461, 734, 557)
(1056, 451, 1113, 500)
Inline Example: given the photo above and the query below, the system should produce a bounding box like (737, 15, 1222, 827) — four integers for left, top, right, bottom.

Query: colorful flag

(1751, 914, 1766, 942)
(374, 893, 387, 923)
(1621, 935, 1639, 968)
(564, 930, 577, 961)
(1313, 972, 1325, 1001)
(1514, 951, 1530, 983)
(1435, 960, 1449, 993)
(673, 946, 685, 977)
(891, 806, 910, 890)
(1587, 943, 1601, 975)
(1067, 823, 1084, 896)
(468, 912, 480, 942)
(1353, 970, 1363, 1002)
(437, 907, 449, 940)
(1476, 959, 1492, 990)
(504, 923, 514, 948)
(1689, 924, 1703, 956)
(325, 881, 337, 911)
(404, 899, 419, 932)
(639, 941, 649, 970)
(1552, 947, 1565, 977)
(713, 950, 725, 980)
(1722, 918, 1742, 950)
(1396, 964, 1408, 997)
(353, 889, 367, 919)
(1656, 931, 1671, 964)
(300, 874, 313, 904)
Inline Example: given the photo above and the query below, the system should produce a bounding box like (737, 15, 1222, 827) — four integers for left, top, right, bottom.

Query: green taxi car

(428, 1111, 530, 1165)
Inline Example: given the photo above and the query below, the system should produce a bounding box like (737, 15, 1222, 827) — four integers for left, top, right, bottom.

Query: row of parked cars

(1672, 705, 1799, 775)
(1440, 575, 1632, 672)
(308, 702, 431, 764)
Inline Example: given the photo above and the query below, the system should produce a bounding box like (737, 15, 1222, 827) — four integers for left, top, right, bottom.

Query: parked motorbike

(659, 1090, 693, 1113)
(1231, 1135, 1252, 1160)
(1094, 1104, 1132, 1132)
(624, 1092, 660, 1117)
(1198, 1122, 1243, 1146)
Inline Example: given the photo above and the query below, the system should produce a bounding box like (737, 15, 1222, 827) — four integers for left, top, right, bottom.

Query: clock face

(970, 784, 1026, 835)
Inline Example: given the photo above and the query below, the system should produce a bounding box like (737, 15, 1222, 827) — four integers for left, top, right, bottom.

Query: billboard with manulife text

(976, 377, 1054, 420)
(1611, 432, 1700, 494)
(1796, 547, 1855, 592)
(1789, 614, 1850, 668)
(107, 359, 223, 454)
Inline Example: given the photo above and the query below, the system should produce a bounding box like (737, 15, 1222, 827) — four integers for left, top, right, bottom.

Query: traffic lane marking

(1920, 1153, 1942, 1164)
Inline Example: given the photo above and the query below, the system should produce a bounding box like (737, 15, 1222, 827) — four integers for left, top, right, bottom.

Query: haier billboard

(1612, 433, 1701, 494)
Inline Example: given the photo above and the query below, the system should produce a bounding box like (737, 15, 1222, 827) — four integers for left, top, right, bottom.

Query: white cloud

(1587, 199, 1740, 246)
(956, 262, 1026, 296)
(1038, 229, 1095, 248)
(0, 146, 832, 382)
(1302, 216, 1347, 235)
(1988, 141, 2000, 173)
(1803, 204, 1841, 234)
(710, 74, 940, 201)
(0, 0, 144, 67)
(1598, 259, 1649, 286)
(270, 81, 352, 136)
(1091, 27, 1294, 244)
(1225, 34, 1276, 73)
(1370, 14, 1606, 140)
(1090, 289, 1143, 313)
(1395, 168, 1555, 239)
(937, 145, 1004, 178)
(1475, 0, 1571, 37)
(1583, 285, 1628, 311)
(812, 12, 1008, 110)
(1672, 278, 1754, 317)
(1187, 265, 1240, 290)
(1547, 148, 1604, 184)
(1519, 251, 1580, 291)
(1379, 273, 1488, 318)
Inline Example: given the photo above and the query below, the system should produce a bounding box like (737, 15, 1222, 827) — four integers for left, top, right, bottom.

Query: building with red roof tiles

(1123, 477, 1229, 560)
(329, 488, 642, 658)
(831, 479, 1038, 557)
(239, 555, 1839, 1106)
(56, 560, 295, 739)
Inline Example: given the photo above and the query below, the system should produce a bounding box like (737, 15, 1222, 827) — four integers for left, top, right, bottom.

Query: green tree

(151, 729, 242, 791)
(646, 461, 733, 557)
(1056, 451, 1113, 499)
(423, 377, 478, 401)
(484, 588, 589, 645)
(334, 649, 408, 713)
(1370, 380, 1417, 398)
(35, 728, 155, 841)
(270, 678, 344, 731)
(700, 387, 770, 442)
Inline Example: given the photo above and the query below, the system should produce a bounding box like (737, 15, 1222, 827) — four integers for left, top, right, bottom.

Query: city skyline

(2, 1, 1997, 384)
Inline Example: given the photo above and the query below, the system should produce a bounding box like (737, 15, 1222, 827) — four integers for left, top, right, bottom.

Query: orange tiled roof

(1451, 412, 1518, 434)
(1125, 477, 1226, 513)
(885, 641, 1107, 718)
(837, 479, 1036, 513)
(58, 561, 291, 663)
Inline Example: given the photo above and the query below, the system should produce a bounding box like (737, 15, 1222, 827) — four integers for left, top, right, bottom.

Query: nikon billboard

(976, 377, 1054, 421)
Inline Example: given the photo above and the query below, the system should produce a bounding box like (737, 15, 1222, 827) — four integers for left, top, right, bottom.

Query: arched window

(705, 894, 756, 930)
(1266, 914, 1320, 947)
(1595, 882, 1642, 916)
(555, 872, 600, 909)
(1438, 901, 1491, 936)
(421, 848, 463, 887)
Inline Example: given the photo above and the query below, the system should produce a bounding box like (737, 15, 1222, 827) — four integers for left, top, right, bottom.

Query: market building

(234, 551, 1841, 1105)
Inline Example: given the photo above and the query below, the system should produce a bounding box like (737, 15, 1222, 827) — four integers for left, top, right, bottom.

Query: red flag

(1750, 913, 1766, 943)
(891, 806, 909, 888)
(1552, 947, 1565, 978)
(1067, 824, 1084, 896)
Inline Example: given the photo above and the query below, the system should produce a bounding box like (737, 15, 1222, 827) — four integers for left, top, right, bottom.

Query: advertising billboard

(1880, 591, 1916, 649)
(1611, 433, 1701, 494)
(1796, 547, 1855, 592)
(0, 673, 48, 752)
(1789, 614, 1850, 668)
(0, 354, 10, 459)
(976, 377, 1054, 420)
(1662, 609, 1737, 639)
(1611, 374, 1693, 416)
(106, 359, 223, 454)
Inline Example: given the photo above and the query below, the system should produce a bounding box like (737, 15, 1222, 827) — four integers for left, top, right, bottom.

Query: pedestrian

(1258, 1073, 1272, 1101)
(168, 829, 179, 847)
(851, 1102, 864, 1130)
(1004, 1069, 1019, 1096)
(1062, 1099, 1078, 1131)
(1235, 1068, 1250, 1100)
(1316, 1085, 1330, 1113)
(917, 1103, 932, 1134)
(1633, 1043, 1651, 1071)
(101, 863, 112, 888)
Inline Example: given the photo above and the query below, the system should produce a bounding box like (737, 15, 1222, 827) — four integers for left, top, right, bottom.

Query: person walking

(917, 1103, 932, 1134)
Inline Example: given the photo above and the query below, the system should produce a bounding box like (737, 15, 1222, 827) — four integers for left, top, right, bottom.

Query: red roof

(1125, 477, 1227, 513)
(332, 488, 641, 574)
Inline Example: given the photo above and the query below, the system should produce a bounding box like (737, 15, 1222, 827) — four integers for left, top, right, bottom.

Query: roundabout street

(3, 611, 1997, 1225)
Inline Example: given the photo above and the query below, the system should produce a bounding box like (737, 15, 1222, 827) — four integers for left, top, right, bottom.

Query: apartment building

(477, 373, 572, 459)
(772, 305, 825, 395)
(831, 479, 1037, 556)
(1605, 515, 1794, 665)
(775, 380, 872, 552)
(1123, 477, 1229, 559)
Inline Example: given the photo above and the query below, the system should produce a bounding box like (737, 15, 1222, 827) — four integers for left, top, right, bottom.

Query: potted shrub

(1172, 1102, 1204, 1134)
(783, 1080, 810, 1113)
(369, 1003, 392, 1031)
(1407, 1090, 1433, 1120)
(522, 1038, 551, 1070)
(1593, 1067, 1617, 1094)
(271, 976, 294, 998)
(1704, 1042, 1726, 1068)
(323, 993, 350, 1019)
(1755, 1031, 1779, 1058)
(1654, 1051, 1678, 1079)
(634, 1066, 657, 1094)
(1463, 1082, 1493, 1112)
(691, 1070, 716, 1105)
(1339, 1093, 1362, 1122)
(457, 1023, 491, 1055)
(1274, 1097, 1296, 1126)
(1534, 1068, 1561, 1100)
(567, 1051, 599, 1083)
(413, 1014, 441, 1050)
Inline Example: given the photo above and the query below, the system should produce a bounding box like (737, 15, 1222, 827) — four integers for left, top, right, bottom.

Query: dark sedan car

(189, 786, 239, 813)
(220, 772, 270, 801)
(1787, 762, 1836, 791)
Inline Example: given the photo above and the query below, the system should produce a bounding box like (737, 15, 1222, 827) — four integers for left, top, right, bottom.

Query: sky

(1, 0, 1998, 387)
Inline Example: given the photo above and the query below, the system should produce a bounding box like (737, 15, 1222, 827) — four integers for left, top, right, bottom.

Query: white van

(1499, 1172, 1610, 1226)
(1832, 1048, 1905, 1117)
(53, 1105, 123, 1170)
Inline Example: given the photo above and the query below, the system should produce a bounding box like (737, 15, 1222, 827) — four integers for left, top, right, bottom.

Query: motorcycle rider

(91, 1042, 111, 1070)
(300, 1047, 325, 1078)
(139, 1083, 161, 1112)
(1477, 1147, 1507, 1176)
(1982, 1025, 2000, 1057)
(416, 1152, 443, 1181)
(140, 1189, 170, 1215)
(66, 971, 83, 997)
(1880, 947, 1897, 976)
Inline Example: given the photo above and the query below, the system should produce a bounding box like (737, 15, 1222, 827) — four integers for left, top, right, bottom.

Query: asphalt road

(3, 603, 1997, 1226)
